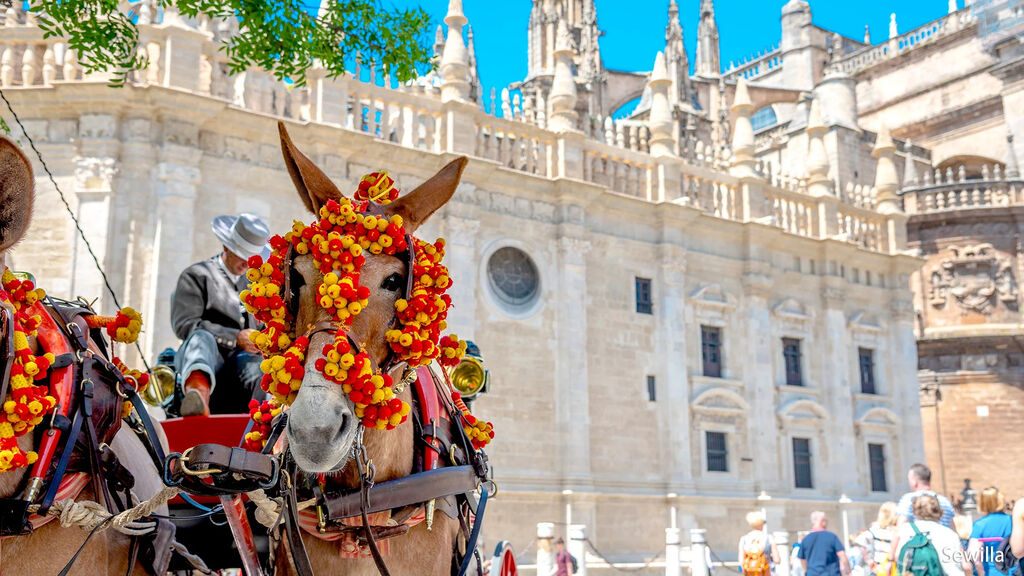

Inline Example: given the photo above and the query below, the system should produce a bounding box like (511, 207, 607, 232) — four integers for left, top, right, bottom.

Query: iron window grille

(646, 375, 656, 402)
(706, 431, 728, 472)
(635, 277, 653, 314)
(859, 347, 876, 394)
(868, 443, 887, 492)
(701, 325, 723, 377)
(793, 437, 813, 488)
(783, 338, 803, 387)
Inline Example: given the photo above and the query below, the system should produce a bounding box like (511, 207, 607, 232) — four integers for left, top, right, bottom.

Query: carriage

(0, 125, 519, 576)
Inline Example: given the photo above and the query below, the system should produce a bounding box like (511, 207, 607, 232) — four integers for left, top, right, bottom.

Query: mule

(272, 122, 471, 576)
(0, 135, 169, 575)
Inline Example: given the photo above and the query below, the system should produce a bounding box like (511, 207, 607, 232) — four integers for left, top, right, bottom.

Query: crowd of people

(738, 464, 1024, 576)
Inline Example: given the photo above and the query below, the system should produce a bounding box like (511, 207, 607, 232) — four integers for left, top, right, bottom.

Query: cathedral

(1, 0, 1022, 571)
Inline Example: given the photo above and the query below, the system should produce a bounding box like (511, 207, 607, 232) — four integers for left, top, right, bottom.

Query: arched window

(751, 106, 778, 132)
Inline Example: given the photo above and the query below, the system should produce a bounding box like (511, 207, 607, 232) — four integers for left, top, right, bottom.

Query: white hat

(211, 213, 270, 260)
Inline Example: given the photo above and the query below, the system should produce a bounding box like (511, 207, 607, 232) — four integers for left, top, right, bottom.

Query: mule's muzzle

(286, 382, 357, 473)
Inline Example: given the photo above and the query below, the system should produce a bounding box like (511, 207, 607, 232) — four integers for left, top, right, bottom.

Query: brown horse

(273, 122, 471, 576)
(0, 135, 168, 575)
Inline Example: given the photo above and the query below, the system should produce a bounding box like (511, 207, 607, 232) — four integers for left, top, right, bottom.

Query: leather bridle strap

(284, 459, 315, 576)
(356, 451, 392, 576)
(0, 306, 13, 415)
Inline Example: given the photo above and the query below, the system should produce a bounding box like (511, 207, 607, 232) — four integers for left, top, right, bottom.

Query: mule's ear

(387, 157, 468, 234)
(278, 121, 342, 214)
(0, 136, 34, 254)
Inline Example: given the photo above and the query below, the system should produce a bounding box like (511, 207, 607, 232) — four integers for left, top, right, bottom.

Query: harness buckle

(178, 447, 224, 477)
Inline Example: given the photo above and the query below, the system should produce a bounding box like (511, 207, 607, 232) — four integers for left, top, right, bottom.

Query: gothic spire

(873, 124, 901, 213)
(440, 0, 471, 102)
(665, 0, 691, 107)
(549, 19, 579, 132)
(648, 51, 675, 157)
(695, 0, 721, 77)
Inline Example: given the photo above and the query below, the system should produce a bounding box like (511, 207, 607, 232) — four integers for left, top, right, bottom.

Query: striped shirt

(896, 489, 955, 527)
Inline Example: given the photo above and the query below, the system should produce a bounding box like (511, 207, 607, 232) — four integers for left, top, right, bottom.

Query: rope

(0, 87, 152, 373)
(172, 540, 214, 574)
(27, 485, 181, 536)
(246, 488, 316, 528)
(583, 538, 664, 573)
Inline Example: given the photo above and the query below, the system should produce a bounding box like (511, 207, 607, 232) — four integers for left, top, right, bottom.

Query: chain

(353, 426, 375, 485)
(0, 87, 151, 372)
(707, 544, 744, 575)
(583, 538, 664, 573)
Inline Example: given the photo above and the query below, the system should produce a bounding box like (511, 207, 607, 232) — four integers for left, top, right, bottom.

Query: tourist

(897, 464, 956, 527)
(892, 463, 957, 564)
(968, 488, 1013, 576)
(792, 533, 807, 576)
(855, 502, 898, 576)
(1008, 498, 1024, 569)
(798, 511, 850, 576)
(895, 494, 969, 576)
(171, 213, 270, 416)
(738, 511, 780, 576)
(848, 533, 867, 576)
(551, 538, 574, 576)
(953, 516, 975, 576)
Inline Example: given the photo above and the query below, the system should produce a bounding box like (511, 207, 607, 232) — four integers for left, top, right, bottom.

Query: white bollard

(773, 531, 792, 576)
(537, 522, 555, 576)
(569, 524, 588, 576)
(666, 527, 682, 576)
(691, 528, 709, 576)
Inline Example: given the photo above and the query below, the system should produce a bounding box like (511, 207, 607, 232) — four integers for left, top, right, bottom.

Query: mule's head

(0, 136, 33, 268)
(277, 122, 467, 473)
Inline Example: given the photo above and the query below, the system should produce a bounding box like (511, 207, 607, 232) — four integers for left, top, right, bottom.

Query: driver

(170, 213, 269, 416)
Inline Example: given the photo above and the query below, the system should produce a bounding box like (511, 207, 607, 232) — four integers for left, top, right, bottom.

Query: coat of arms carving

(928, 243, 1017, 314)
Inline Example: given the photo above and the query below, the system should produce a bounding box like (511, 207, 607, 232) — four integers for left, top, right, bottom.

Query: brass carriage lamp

(450, 340, 489, 402)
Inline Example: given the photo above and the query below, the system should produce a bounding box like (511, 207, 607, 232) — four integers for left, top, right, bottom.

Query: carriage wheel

(490, 541, 517, 576)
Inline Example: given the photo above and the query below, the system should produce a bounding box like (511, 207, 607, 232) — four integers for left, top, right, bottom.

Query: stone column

(160, 25, 209, 91)
(821, 281, 858, 495)
(742, 268, 778, 487)
(648, 51, 675, 159)
(70, 114, 121, 314)
(806, 97, 839, 239)
(536, 522, 556, 576)
(690, 528, 709, 576)
(568, 524, 587, 576)
(548, 20, 579, 133)
(555, 231, 592, 486)
(148, 132, 202, 357)
(888, 297, 924, 468)
(659, 246, 694, 489)
(774, 531, 792, 576)
(730, 80, 767, 221)
(442, 214, 480, 339)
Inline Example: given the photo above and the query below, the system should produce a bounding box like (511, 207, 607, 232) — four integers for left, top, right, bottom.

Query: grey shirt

(170, 255, 255, 350)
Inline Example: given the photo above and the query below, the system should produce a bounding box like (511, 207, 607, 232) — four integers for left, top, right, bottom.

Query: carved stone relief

(928, 243, 1017, 314)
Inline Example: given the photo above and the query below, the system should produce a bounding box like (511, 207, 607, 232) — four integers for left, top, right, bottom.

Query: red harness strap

(24, 302, 75, 499)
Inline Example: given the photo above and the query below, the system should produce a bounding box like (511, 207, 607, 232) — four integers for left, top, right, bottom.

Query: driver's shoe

(180, 372, 211, 417)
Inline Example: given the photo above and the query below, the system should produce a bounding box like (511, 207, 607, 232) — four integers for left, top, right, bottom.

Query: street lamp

(961, 479, 978, 521)
(838, 494, 852, 547)
(562, 489, 574, 527)
(667, 492, 679, 529)
(758, 490, 772, 532)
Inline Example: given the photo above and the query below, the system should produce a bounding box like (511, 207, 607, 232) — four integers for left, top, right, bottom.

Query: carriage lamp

(450, 340, 489, 401)
(144, 364, 176, 409)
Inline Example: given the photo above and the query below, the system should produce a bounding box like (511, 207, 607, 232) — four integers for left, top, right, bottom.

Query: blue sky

(374, 0, 952, 95)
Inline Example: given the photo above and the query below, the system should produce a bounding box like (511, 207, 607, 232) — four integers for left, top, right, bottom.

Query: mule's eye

(381, 273, 404, 292)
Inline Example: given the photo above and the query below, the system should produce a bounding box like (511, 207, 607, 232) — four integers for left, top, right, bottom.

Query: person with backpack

(552, 537, 578, 576)
(739, 511, 781, 576)
(798, 511, 851, 576)
(896, 494, 971, 576)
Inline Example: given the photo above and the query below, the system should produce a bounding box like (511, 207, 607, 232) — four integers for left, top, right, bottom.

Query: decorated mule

(0, 136, 187, 575)
(219, 122, 496, 576)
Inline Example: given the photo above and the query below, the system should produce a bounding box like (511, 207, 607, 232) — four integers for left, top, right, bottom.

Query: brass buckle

(178, 447, 223, 477)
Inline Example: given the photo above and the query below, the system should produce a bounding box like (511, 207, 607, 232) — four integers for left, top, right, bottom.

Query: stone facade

(5, 0, 1018, 570)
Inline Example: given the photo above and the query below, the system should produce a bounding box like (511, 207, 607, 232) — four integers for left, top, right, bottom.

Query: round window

(486, 246, 540, 309)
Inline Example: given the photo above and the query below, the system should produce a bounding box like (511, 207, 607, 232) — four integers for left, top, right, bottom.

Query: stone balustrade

(903, 177, 1024, 214)
(724, 48, 782, 82)
(0, 15, 908, 255)
(828, 10, 975, 75)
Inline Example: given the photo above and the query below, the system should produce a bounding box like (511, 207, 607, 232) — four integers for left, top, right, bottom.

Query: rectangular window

(646, 375, 656, 402)
(701, 325, 723, 378)
(868, 443, 887, 492)
(783, 338, 803, 387)
(635, 277, 653, 315)
(706, 431, 729, 472)
(859, 348, 876, 394)
(793, 437, 813, 488)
